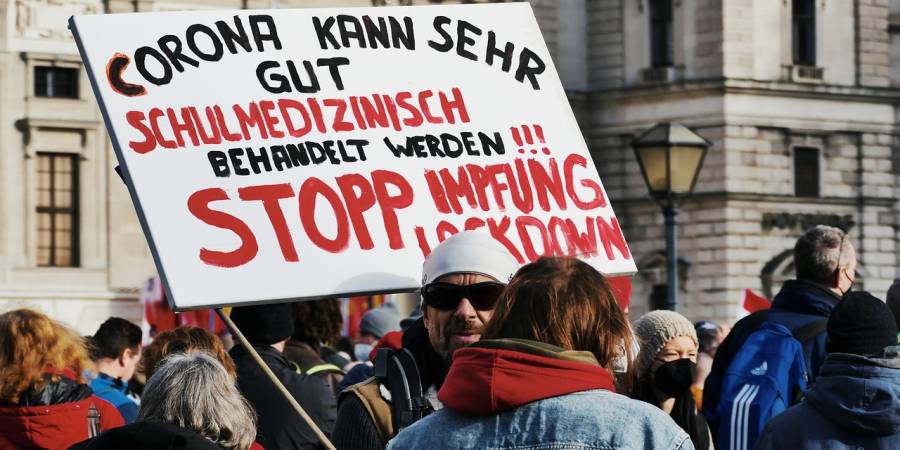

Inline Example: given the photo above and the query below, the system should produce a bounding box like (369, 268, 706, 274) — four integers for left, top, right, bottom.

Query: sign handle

(215, 308, 337, 450)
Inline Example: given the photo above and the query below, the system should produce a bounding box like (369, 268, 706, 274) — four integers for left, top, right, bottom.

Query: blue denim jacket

(388, 388, 694, 450)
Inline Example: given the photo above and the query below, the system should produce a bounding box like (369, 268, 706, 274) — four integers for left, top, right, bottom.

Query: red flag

(607, 276, 632, 312)
(743, 289, 771, 313)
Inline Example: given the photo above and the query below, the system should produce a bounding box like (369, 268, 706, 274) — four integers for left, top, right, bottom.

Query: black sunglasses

(421, 282, 505, 311)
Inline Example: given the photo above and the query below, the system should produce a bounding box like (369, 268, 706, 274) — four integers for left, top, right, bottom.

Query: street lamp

(632, 122, 710, 311)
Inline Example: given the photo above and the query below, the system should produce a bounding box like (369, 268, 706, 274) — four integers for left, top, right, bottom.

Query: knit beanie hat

(230, 303, 294, 346)
(422, 231, 520, 285)
(826, 291, 898, 356)
(359, 303, 402, 339)
(633, 310, 698, 377)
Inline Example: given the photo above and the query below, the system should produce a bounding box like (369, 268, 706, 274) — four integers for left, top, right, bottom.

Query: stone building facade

(584, 0, 900, 323)
(1, 0, 898, 331)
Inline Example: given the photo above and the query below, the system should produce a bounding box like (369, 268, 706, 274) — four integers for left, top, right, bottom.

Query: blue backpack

(714, 317, 826, 450)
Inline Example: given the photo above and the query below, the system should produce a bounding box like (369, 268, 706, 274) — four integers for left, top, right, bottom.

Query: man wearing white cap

(332, 231, 520, 450)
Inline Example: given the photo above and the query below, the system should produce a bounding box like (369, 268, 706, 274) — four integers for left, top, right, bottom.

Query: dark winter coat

(754, 352, 900, 450)
(703, 279, 839, 439)
(0, 374, 124, 450)
(283, 341, 344, 396)
(230, 345, 336, 450)
(68, 421, 225, 450)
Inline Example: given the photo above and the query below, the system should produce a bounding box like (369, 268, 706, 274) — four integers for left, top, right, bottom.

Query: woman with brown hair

(283, 299, 347, 395)
(389, 256, 691, 450)
(0, 309, 124, 449)
(139, 325, 237, 381)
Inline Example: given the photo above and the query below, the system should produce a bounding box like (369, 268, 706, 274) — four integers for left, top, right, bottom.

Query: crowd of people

(0, 225, 898, 450)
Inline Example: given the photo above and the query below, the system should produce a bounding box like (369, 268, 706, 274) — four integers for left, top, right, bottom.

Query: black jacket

(331, 318, 447, 450)
(230, 344, 336, 450)
(69, 421, 225, 450)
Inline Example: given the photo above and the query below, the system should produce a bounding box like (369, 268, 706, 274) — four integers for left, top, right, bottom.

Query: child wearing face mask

(632, 310, 713, 450)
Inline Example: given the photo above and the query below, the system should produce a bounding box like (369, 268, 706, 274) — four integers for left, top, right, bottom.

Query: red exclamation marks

(510, 126, 524, 153)
(510, 124, 549, 155)
(534, 124, 549, 155)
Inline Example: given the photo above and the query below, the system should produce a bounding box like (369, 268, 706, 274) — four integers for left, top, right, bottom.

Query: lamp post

(632, 122, 710, 311)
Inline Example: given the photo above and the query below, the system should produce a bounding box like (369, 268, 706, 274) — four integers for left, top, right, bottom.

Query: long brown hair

(291, 299, 343, 348)
(0, 309, 92, 404)
(483, 256, 634, 370)
(140, 326, 237, 381)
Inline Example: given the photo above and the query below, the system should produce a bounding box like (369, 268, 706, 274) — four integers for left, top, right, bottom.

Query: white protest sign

(70, 3, 636, 310)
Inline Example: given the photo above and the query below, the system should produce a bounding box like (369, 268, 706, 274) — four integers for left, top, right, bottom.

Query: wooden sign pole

(215, 308, 337, 450)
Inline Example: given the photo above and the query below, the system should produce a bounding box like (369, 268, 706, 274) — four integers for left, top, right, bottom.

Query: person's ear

(120, 347, 136, 365)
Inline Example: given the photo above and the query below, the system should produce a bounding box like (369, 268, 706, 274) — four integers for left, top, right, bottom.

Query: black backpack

(373, 348, 434, 430)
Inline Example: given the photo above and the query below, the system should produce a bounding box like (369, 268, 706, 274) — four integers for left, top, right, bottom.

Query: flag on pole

(743, 288, 771, 313)
(607, 276, 633, 312)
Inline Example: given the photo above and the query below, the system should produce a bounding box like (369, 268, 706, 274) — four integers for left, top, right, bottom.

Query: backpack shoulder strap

(792, 318, 828, 343)
(340, 377, 394, 443)
(374, 348, 433, 431)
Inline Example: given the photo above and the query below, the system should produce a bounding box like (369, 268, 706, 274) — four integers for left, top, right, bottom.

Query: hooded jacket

(703, 279, 839, 438)
(388, 339, 692, 450)
(0, 375, 124, 450)
(754, 352, 900, 450)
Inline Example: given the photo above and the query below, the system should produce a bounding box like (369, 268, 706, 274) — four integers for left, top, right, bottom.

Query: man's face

(423, 273, 496, 360)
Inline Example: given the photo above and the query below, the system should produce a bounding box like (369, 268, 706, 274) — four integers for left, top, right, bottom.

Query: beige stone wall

(858, 0, 891, 87)
(603, 120, 899, 324)
(693, 0, 723, 79)
(588, 0, 624, 89)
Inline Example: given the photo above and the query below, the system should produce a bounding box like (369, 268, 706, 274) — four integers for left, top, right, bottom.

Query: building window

(34, 67, 79, 99)
(792, 0, 816, 66)
(794, 147, 820, 197)
(36, 153, 79, 267)
(649, 0, 673, 68)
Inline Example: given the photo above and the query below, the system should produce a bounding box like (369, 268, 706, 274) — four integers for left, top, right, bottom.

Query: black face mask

(653, 358, 696, 398)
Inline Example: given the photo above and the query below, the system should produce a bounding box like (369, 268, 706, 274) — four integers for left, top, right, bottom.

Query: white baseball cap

(421, 231, 521, 285)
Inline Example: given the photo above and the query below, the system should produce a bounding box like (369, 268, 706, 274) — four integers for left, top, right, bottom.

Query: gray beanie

(359, 303, 401, 339)
(633, 310, 698, 377)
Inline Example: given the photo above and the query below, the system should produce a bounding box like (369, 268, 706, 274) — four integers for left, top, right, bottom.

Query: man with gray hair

(702, 225, 857, 444)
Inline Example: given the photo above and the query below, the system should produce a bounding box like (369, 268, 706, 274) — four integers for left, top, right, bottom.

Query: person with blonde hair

(72, 351, 257, 450)
(0, 308, 124, 449)
(389, 256, 691, 450)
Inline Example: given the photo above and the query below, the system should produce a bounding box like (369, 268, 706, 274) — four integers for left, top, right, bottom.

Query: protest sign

(70, 3, 636, 310)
